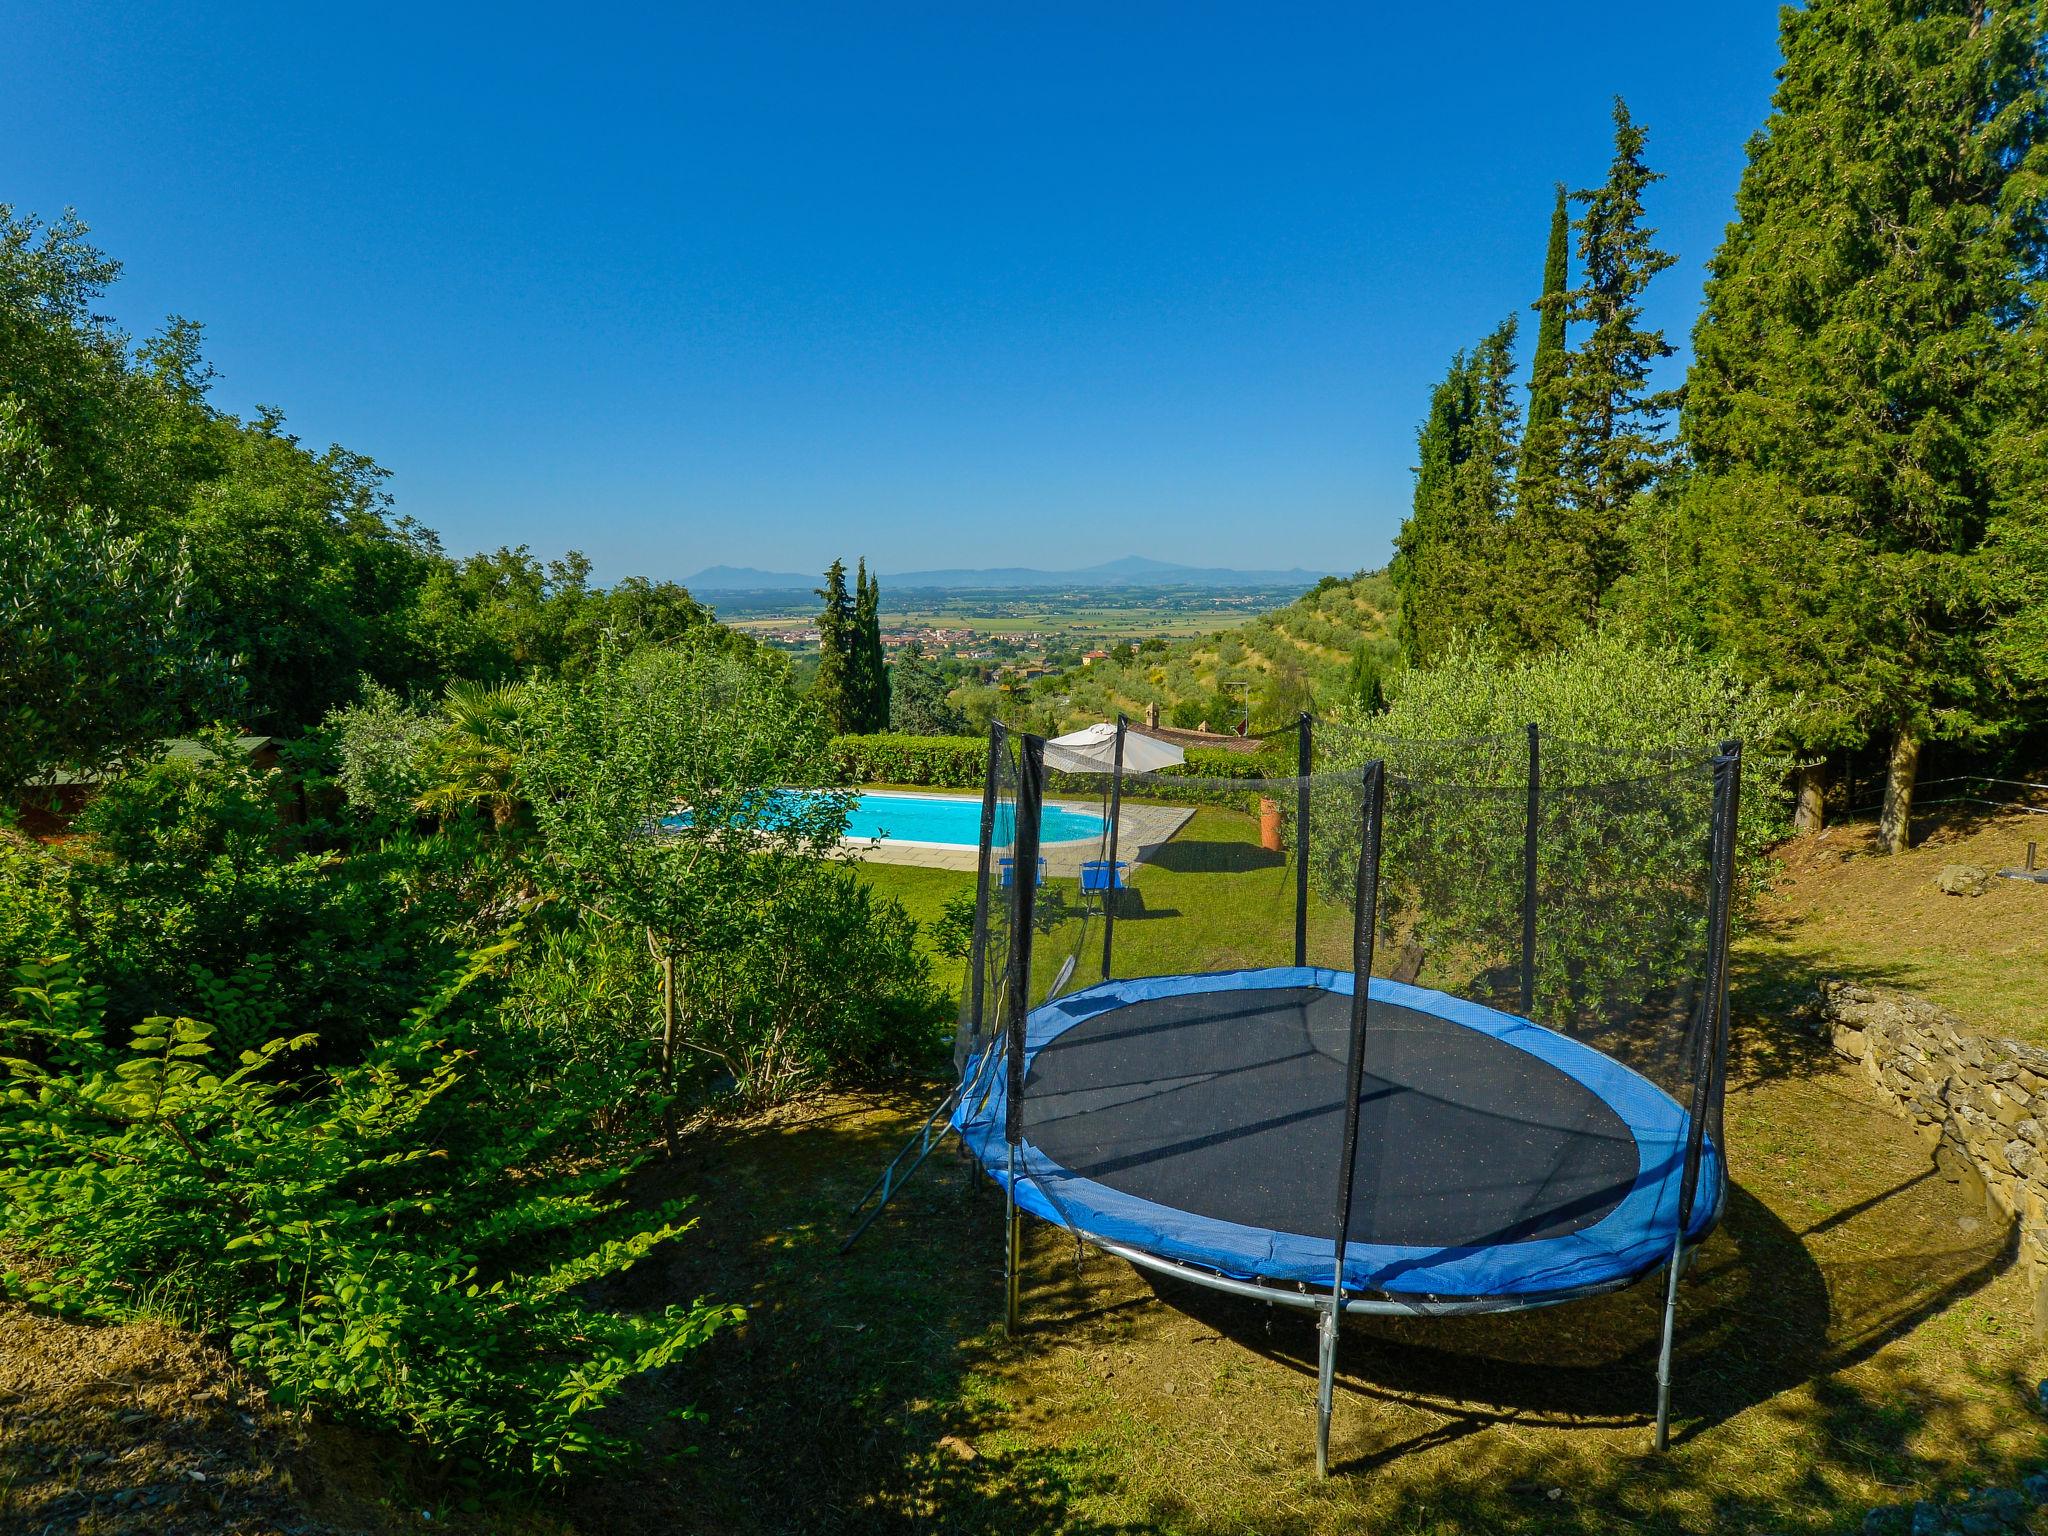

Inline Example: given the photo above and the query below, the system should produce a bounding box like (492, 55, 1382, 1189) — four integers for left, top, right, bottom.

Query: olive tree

(519, 637, 848, 1142)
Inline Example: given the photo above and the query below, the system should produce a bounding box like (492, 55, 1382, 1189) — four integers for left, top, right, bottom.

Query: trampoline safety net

(952, 718, 1742, 1308)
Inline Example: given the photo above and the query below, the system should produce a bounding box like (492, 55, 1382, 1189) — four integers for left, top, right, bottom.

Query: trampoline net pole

(1653, 1222, 1684, 1450)
(959, 725, 1005, 1072)
(1332, 759, 1386, 1258)
(1680, 739, 1742, 1230)
(1315, 1304, 1338, 1477)
(1295, 712, 1313, 968)
(1005, 1143, 1021, 1334)
(1520, 722, 1539, 1016)
(1006, 733, 1045, 1149)
(1100, 715, 1127, 980)
(1318, 757, 1385, 1475)
(1002, 735, 1045, 1335)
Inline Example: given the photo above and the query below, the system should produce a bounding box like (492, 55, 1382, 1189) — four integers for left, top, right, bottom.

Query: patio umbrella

(1043, 721, 1185, 774)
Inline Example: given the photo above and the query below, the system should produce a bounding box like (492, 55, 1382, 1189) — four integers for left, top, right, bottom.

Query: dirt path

(0, 1302, 369, 1535)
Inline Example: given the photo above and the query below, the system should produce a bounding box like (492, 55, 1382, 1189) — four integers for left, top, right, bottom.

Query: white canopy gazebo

(1041, 721, 1186, 775)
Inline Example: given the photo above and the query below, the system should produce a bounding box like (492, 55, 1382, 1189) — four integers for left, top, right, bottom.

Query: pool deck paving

(841, 798, 1193, 875)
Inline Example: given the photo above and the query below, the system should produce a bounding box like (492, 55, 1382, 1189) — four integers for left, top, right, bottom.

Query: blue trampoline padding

(953, 967, 1724, 1301)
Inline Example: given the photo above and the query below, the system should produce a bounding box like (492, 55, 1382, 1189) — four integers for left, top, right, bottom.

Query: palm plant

(415, 680, 528, 829)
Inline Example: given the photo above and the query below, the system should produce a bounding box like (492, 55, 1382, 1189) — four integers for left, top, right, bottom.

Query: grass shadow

(1143, 839, 1285, 875)
(560, 1086, 1169, 1535)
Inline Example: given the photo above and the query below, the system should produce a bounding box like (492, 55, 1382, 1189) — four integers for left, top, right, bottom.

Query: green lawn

(857, 803, 1359, 1009)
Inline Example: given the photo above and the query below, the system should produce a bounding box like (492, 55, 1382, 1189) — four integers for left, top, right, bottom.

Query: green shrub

(0, 951, 736, 1479)
(681, 860, 947, 1102)
(830, 733, 985, 787)
(1318, 629, 1793, 1021)
(0, 832, 72, 983)
(328, 681, 441, 825)
(489, 906, 668, 1153)
(1181, 744, 1296, 780)
(63, 743, 457, 1056)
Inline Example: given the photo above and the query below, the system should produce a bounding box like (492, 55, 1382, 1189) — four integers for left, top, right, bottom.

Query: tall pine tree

(1517, 101, 1679, 649)
(1663, 0, 2048, 850)
(1515, 184, 1571, 513)
(813, 558, 855, 733)
(1389, 315, 1522, 662)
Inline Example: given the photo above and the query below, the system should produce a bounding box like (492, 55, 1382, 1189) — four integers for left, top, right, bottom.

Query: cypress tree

(813, 558, 855, 733)
(1662, 0, 2048, 851)
(1519, 101, 1678, 648)
(1389, 315, 1521, 663)
(1346, 644, 1386, 713)
(851, 558, 889, 731)
(1391, 348, 1476, 660)
(870, 577, 890, 729)
(1515, 184, 1571, 513)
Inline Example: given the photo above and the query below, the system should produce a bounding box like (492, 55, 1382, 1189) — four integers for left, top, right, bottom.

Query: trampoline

(954, 968, 1722, 1307)
(847, 718, 1743, 1476)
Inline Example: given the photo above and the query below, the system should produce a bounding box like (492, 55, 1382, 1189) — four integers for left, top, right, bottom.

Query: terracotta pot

(1258, 796, 1283, 853)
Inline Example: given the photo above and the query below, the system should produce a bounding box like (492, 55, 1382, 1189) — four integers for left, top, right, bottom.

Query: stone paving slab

(841, 795, 1193, 875)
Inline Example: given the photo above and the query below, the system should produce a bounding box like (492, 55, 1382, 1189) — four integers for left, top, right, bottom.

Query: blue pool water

(846, 791, 1102, 846)
(663, 790, 1103, 847)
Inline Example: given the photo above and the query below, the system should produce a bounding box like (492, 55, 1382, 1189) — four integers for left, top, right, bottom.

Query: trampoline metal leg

(1653, 1227, 1685, 1452)
(1004, 1145, 1021, 1335)
(1314, 1300, 1338, 1477)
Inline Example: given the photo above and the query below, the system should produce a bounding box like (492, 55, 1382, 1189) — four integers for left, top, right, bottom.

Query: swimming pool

(661, 790, 1104, 848)
(839, 790, 1103, 847)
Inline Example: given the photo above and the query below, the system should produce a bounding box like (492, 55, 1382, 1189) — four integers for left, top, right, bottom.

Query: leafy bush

(523, 638, 861, 1122)
(681, 860, 947, 1101)
(62, 742, 454, 1056)
(0, 401, 235, 802)
(830, 733, 985, 787)
(0, 951, 736, 1479)
(329, 679, 532, 832)
(329, 680, 440, 825)
(0, 832, 72, 982)
(494, 908, 666, 1152)
(1319, 629, 1793, 1022)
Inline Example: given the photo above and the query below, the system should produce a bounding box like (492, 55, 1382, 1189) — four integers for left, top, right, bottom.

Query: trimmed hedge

(1182, 744, 1295, 781)
(830, 733, 1295, 792)
(830, 734, 985, 788)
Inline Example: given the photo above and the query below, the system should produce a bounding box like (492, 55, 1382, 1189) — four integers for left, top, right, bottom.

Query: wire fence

(1844, 774, 2048, 819)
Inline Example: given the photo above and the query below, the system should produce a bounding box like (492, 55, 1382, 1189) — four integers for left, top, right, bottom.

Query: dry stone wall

(1820, 981, 2047, 1335)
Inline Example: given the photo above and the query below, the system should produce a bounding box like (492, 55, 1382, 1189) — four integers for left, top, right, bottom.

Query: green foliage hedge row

(829, 733, 985, 787)
(1320, 630, 1792, 1027)
(830, 733, 1295, 792)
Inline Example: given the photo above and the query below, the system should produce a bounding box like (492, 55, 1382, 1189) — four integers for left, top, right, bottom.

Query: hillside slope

(1746, 806, 2048, 1040)
(1048, 569, 1398, 732)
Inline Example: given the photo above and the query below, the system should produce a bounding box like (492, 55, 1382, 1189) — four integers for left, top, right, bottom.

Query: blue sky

(3, 4, 1784, 583)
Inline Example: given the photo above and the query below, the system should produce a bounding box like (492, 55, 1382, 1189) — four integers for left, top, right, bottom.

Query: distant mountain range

(686, 555, 1333, 593)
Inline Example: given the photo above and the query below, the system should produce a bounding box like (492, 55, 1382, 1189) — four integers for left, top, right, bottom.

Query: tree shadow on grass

(994, 1166, 2019, 1533)
(1143, 840, 1285, 875)
(1727, 915, 1926, 1089)
(1128, 1170, 2004, 1449)
(565, 1087, 1164, 1536)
